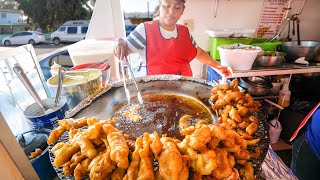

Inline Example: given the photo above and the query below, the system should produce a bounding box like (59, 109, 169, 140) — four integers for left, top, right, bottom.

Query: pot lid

(16, 130, 48, 156)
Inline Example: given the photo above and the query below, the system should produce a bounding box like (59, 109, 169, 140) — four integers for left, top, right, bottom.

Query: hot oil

(114, 94, 212, 140)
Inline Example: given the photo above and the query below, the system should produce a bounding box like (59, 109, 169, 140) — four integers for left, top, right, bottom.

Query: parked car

(2, 31, 45, 46)
(51, 20, 89, 45)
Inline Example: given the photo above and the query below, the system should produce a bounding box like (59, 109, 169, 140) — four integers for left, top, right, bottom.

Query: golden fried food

(58, 117, 88, 130)
(63, 152, 86, 176)
(53, 142, 80, 167)
(111, 167, 126, 180)
(187, 148, 217, 175)
(125, 137, 143, 180)
(78, 135, 98, 159)
(149, 132, 162, 159)
(74, 163, 87, 180)
(48, 81, 265, 179)
(158, 137, 189, 180)
(29, 148, 42, 159)
(211, 148, 234, 179)
(137, 133, 155, 180)
(107, 131, 130, 169)
(179, 115, 192, 130)
(51, 142, 65, 156)
(47, 126, 65, 144)
(122, 105, 143, 122)
(188, 125, 211, 152)
(89, 146, 116, 180)
(239, 162, 255, 180)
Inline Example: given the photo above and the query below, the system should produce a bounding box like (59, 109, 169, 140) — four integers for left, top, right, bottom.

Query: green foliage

(0, 0, 17, 10)
(15, 0, 93, 32)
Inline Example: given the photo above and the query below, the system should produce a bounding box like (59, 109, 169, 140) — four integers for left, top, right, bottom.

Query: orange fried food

(78, 135, 98, 159)
(239, 162, 255, 180)
(47, 126, 66, 144)
(158, 137, 189, 180)
(111, 167, 126, 180)
(137, 133, 155, 180)
(89, 146, 116, 180)
(58, 117, 88, 130)
(53, 142, 80, 167)
(211, 148, 234, 179)
(179, 115, 192, 130)
(125, 137, 143, 180)
(188, 148, 217, 175)
(51, 142, 66, 156)
(149, 131, 162, 159)
(29, 148, 42, 159)
(107, 130, 130, 169)
(74, 163, 87, 180)
(63, 151, 86, 175)
(188, 125, 211, 152)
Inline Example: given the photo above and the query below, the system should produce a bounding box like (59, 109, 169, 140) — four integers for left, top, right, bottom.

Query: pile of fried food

(48, 79, 263, 180)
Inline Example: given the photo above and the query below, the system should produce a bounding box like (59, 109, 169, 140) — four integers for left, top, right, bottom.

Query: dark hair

(159, 0, 186, 3)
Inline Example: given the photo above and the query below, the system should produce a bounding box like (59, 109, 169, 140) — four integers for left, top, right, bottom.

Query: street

(0, 42, 69, 60)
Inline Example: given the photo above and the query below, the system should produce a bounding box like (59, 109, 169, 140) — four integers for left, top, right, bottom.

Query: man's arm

(195, 47, 233, 77)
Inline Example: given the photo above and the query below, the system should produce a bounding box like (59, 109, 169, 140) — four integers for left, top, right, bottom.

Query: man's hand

(113, 38, 128, 60)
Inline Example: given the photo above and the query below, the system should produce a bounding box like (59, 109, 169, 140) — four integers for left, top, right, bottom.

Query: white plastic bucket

(269, 119, 282, 143)
(218, 44, 262, 70)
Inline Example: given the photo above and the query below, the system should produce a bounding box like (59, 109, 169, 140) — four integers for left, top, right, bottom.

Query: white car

(2, 31, 46, 46)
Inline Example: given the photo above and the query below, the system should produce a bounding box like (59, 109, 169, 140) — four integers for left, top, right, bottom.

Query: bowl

(280, 41, 320, 62)
(217, 44, 262, 70)
(23, 98, 68, 129)
(239, 77, 273, 96)
(255, 51, 286, 67)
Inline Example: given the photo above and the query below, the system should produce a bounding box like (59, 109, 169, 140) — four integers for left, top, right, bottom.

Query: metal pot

(280, 41, 320, 62)
(239, 77, 274, 96)
(16, 130, 57, 180)
(47, 69, 102, 109)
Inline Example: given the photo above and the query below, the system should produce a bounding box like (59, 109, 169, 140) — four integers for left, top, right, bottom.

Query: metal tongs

(125, 55, 144, 105)
(119, 54, 143, 105)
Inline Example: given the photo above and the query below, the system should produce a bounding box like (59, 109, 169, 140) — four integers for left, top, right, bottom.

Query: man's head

(158, 0, 185, 30)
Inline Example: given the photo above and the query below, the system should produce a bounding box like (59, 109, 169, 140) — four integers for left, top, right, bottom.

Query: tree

(0, 0, 17, 10)
(15, 0, 93, 32)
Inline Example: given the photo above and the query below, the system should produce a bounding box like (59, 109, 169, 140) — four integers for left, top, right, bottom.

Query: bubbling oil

(114, 94, 212, 140)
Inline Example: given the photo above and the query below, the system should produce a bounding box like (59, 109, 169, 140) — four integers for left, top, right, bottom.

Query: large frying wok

(54, 75, 269, 179)
(71, 75, 219, 139)
(73, 75, 217, 117)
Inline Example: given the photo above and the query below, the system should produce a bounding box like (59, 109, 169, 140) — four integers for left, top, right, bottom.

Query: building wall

(0, 11, 21, 24)
(180, 0, 320, 78)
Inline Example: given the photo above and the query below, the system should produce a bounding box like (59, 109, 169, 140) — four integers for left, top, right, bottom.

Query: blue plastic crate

(207, 66, 222, 81)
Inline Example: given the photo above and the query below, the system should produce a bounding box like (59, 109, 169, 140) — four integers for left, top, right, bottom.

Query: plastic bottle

(278, 81, 291, 107)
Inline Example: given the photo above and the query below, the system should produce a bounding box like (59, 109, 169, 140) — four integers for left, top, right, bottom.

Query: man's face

(159, 0, 185, 28)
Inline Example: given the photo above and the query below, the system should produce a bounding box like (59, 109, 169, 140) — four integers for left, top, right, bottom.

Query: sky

(123, 0, 159, 13)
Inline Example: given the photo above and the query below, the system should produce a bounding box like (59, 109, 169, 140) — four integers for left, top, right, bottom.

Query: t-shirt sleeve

(126, 23, 146, 52)
(189, 34, 197, 47)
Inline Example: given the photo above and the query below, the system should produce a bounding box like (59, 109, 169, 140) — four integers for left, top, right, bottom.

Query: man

(114, 0, 232, 77)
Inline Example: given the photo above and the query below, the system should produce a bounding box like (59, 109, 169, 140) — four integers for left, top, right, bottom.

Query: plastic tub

(250, 38, 281, 51)
(209, 37, 252, 60)
(218, 44, 262, 70)
(71, 62, 111, 86)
